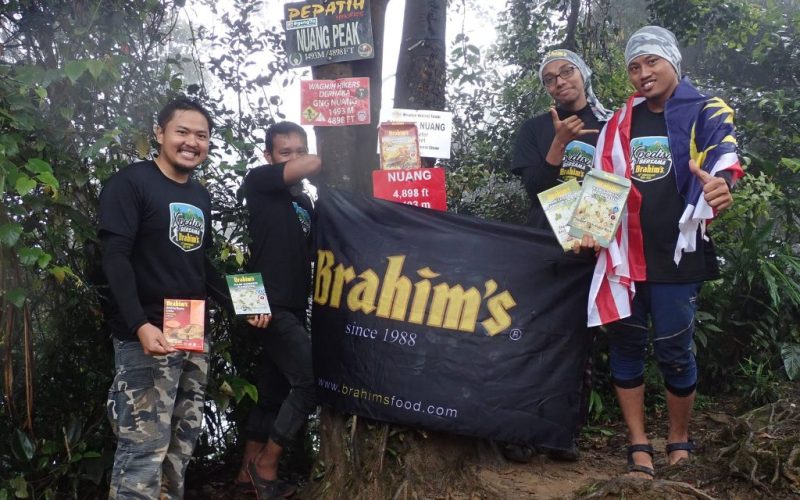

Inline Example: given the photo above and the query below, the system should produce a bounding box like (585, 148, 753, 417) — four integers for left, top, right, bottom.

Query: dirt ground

(187, 384, 800, 499)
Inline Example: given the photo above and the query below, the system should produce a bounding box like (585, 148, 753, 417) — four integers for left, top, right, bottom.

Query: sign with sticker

(284, 0, 375, 67)
(300, 78, 371, 127)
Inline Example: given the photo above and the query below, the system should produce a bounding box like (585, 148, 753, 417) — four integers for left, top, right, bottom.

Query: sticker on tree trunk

(300, 78, 371, 127)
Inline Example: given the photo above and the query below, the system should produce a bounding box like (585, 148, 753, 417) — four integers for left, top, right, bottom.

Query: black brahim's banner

(312, 188, 594, 448)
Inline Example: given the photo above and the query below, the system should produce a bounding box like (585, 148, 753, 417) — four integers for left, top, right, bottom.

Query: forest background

(0, 0, 798, 498)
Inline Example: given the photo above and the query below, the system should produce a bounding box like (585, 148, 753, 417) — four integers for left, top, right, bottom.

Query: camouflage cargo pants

(107, 339, 208, 499)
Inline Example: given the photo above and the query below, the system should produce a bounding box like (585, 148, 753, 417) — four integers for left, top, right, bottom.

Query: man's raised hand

(550, 108, 599, 145)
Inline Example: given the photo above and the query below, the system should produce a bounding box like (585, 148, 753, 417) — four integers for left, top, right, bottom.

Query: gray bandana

(538, 49, 612, 122)
(625, 26, 682, 77)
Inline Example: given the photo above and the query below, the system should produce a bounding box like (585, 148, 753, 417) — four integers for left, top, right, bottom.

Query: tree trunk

(311, 0, 389, 195)
(307, 2, 504, 499)
(393, 0, 447, 111)
(393, 0, 446, 167)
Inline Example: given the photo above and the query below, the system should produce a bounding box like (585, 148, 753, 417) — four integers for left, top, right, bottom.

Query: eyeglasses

(543, 65, 577, 87)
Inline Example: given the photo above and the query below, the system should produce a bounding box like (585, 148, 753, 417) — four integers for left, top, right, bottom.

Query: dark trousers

(243, 308, 316, 447)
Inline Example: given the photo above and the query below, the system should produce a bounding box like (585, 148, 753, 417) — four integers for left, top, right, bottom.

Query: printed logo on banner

(314, 251, 518, 336)
(311, 188, 595, 447)
(168, 202, 205, 252)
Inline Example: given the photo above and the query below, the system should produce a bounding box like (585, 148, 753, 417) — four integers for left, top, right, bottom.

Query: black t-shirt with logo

(630, 104, 718, 282)
(243, 163, 314, 310)
(510, 104, 603, 229)
(98, 160, 214, 338)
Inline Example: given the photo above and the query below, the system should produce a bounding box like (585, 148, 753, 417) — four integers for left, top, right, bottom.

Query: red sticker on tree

(300, 78, 371, 127)
(372, 168, 447, 211)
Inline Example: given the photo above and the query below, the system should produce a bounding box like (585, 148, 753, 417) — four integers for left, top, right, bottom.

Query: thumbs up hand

(689, 159, 732, 212)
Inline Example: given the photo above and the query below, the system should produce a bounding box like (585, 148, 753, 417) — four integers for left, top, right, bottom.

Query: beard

(173, 162, 199, 174)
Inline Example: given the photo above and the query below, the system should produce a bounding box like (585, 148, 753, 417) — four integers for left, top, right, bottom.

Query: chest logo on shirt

(560, 141, 595, 183)
(169, 203, 205, 252)
(630, 136, 672, 182)
(293, 202, 311, 238)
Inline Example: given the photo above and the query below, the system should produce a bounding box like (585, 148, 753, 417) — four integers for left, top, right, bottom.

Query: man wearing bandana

(510, 49, 612, 229)
(583, 26, 744, 478)
(506, 49, 612, 463)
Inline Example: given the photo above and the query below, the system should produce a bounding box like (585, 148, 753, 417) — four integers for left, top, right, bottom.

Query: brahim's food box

(226, 273, 271, 316)
(568, 170, 631, 248)
(537, 179, 582, 251)
(163, 299, 205, 352)
(379, 122, 421, 170)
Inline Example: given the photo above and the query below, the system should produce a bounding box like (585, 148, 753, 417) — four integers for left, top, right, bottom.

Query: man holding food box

(99, 98, 268, 499)
(506, 49, 613, 463)
(237, 121, 321, 499)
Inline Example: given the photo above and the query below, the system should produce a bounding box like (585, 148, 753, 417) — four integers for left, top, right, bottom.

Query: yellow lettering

(482, 291, 517, 336)
(313, 249, 517, 335)
(376, 256, 411, 321)
(408, 267, 438, 324)
(330, 264, 355, 308)
(314, 250, 335, 305)
(288, 7, 300, 20)
(427, 283, 480, 332)
(347, 269, 379, 314)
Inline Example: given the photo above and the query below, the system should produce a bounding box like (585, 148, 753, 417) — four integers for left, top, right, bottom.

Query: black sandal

(666, 440, 694, 464)
(627, 443, 656, 479)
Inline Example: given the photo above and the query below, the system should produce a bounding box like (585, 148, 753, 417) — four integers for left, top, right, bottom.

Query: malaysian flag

(587, 78, 744, 327)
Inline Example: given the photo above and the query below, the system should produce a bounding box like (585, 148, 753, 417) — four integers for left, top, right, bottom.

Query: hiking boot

(247, 462, 296, 499)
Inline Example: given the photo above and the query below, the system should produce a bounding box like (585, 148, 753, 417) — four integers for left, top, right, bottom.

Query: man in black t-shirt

(504, 49, 612, 464)
(581, 26, 743, 479)
(99, 98, 268, 499)
(509, 49, 612, 229)
(237, 122, 321, 499)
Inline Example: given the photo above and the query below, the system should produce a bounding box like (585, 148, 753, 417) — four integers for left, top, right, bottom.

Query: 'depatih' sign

(284, 0, 375, 67)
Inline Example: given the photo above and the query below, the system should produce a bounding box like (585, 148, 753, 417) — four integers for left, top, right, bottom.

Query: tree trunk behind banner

(393, 0, 446, 111)
(307, 2, 501, 498)
(393, 0, 447, 168)
(311, 0, 388, 195)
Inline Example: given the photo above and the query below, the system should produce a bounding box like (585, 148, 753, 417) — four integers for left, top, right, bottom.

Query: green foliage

(736, 357, 782, 408)
(651, 0, 800, 391)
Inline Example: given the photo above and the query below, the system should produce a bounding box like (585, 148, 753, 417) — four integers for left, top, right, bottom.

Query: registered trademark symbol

(509, 329, 522, 341)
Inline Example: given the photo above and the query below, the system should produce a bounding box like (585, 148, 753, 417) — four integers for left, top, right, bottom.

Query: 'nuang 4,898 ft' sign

(284, 0, 375, 67)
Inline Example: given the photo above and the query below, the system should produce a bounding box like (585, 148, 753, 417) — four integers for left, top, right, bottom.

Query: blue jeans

(606, 282, 700, 395)
(107, 339, 208, 499)
(243, 308, 316, 447)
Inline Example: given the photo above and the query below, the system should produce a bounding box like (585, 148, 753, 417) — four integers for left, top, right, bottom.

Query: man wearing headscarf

(505, 49, 612, 464)
(583, 26, 744, 479)
(510, 48, 613, 229)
